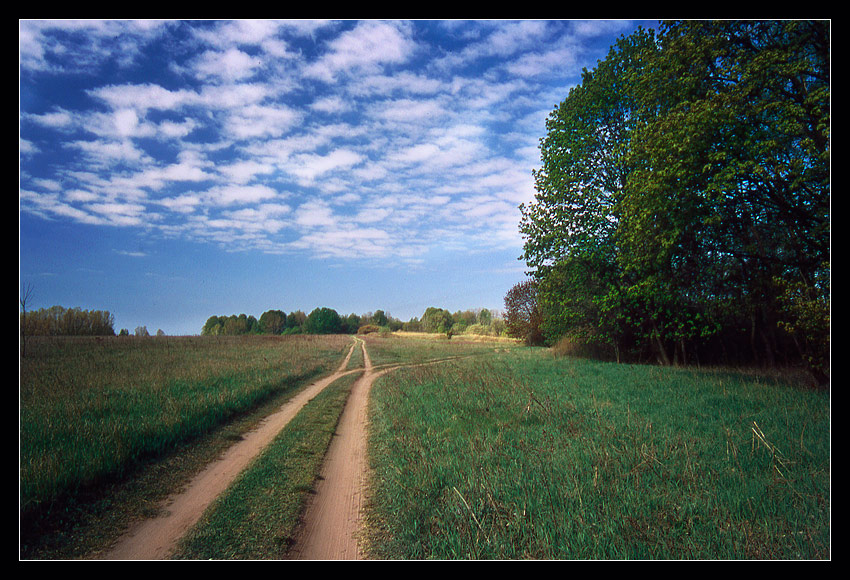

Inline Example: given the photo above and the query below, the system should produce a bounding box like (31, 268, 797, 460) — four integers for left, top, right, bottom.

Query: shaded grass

(172, 371, 361, 560)
(364, 349, 830, 559)
(20, 335, 351, 531)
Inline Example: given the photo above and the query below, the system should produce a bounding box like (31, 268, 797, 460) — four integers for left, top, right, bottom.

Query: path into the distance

(102, 339, 364, 560)
(286, 338, 380, 560)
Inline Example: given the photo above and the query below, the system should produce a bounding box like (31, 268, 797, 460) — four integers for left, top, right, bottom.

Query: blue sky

(20, 19, 656, 335)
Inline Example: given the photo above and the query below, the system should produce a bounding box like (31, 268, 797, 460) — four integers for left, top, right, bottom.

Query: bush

(357, 324, 382, 335)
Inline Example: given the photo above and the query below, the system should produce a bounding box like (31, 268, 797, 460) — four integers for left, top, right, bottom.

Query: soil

(101, 339, 377, 560)
(285, 339, 380, 560)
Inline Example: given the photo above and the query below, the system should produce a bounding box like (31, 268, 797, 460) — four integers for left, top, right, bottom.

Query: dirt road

(286, 338, 379, 560)
(102, 339, 365, 560)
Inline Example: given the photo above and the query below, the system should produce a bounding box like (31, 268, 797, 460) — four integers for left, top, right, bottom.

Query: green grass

(364, 348, 830, 559)
(20, 335, 351, 523)
(172, 371, 362, 560)
(361, 332, 516, 368)
(20, 333, 830, 560)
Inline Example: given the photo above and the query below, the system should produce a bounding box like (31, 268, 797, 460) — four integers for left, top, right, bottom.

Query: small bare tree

(20, 282, 35, 358)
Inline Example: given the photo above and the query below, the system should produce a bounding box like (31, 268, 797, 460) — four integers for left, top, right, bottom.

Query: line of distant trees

(20, 305, 116, 337)
(201, 307, 506, 338)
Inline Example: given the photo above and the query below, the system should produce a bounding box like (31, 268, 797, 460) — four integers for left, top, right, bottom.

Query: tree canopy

(519, 21, 829, 380)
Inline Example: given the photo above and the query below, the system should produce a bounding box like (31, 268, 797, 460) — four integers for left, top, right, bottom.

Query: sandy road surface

(286, 338, 381, 560)
(101, 339, 362, 560)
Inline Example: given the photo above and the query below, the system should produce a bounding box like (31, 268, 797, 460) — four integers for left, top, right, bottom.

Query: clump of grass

(364, 349, 830, 559)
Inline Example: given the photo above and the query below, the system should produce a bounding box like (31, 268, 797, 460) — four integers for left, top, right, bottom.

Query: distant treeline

(20, 305, 116, 336)
(201, 307, 505, 337)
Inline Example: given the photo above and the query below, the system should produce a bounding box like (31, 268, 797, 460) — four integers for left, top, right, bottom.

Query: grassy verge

(364, 349, 830, 559)
(172, 371, 361, 559)
(20, 334, 351, 556)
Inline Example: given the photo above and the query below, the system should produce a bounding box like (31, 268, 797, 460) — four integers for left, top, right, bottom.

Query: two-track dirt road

(285, 337, 379, 560)
(102, 338, 375, 560)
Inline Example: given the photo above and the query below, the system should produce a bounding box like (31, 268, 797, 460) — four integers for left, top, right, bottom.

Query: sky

(20, 19, 657, 336)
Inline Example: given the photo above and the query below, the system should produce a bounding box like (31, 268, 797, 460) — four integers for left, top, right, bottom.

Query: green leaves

(521, 21, 829, 375)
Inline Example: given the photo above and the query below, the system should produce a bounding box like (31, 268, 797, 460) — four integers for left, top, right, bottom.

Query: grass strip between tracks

(172, 370, 362, 560)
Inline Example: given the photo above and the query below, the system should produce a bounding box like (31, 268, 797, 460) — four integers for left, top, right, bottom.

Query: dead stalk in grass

(453, 486, 489, 543)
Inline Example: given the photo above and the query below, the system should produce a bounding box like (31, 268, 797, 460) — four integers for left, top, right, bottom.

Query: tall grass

(20, 335, 351, 521)
(365, 349, 830, 559)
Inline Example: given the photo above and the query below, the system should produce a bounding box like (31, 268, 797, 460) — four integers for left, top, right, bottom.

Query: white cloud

(483, 20, 550, 57)
(157, 118, 198, 139)
(69, 138, 151, 167)
(371, 98, 447, 124)
(304, 20, 415, 82)
(218, 159, 276, 184)
(191, 48, 264, 81)
(198, 83, 272, 110)
(113, 109, 144, 137)
(290, 224, 393, 259)
(88, 83, 194, 113)
(159, 193, 202, 214)
(20, 20, 635, 263)
(87, 201, 147, 223)
(19, 20, 171, 73)
(27, 108, 76, 130)
(295, 199, 337, 228)
(224, 103, 301, 140)
(310, 95, 350, 114)
(288, 149, 363, 183)
(205, 184, 279, 206)
(571, 20, 631, 38)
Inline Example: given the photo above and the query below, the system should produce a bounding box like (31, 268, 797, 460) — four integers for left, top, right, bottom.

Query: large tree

(520, 27, 656, 354)
(519, 21, 829, 377)
(304, 307, 343, 335)
(420, 307, 454, 334)
(258, 309, 287, 334)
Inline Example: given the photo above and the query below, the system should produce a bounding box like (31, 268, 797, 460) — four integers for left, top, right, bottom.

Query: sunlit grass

(19, 334, 830, 560)
(173, 371, 361, 560)
(365, 349, 830, 559)
(361, 332, 517, 368)
(20, 335, 351, 520)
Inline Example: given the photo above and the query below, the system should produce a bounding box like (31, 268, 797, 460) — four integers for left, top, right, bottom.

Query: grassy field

(364, 347, 830, 559)
(19, 334, 351, 557)
(19, 333, 829, 560)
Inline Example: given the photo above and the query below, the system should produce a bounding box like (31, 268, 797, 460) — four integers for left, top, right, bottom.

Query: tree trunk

(652, 321, 671, 366)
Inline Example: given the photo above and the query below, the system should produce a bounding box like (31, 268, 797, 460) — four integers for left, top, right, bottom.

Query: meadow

(19, 334, 351, 557)
(365, 348, 830, 559)
(19, 333, 829, 559)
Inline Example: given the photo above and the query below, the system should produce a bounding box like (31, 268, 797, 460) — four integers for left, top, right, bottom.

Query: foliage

(200, 306, 505, 338)
(420, 307, 454, 334)
(304, 307, 343, 335)
(258, 309, 286, 335)
(503, 279, 544, 346)
(519, 21, 829, 379)
(20, 305, 115, 337)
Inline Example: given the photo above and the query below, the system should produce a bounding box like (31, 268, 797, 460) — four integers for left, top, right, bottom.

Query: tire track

(101, 339, 361, 560)
(286, 339, 378, 560)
